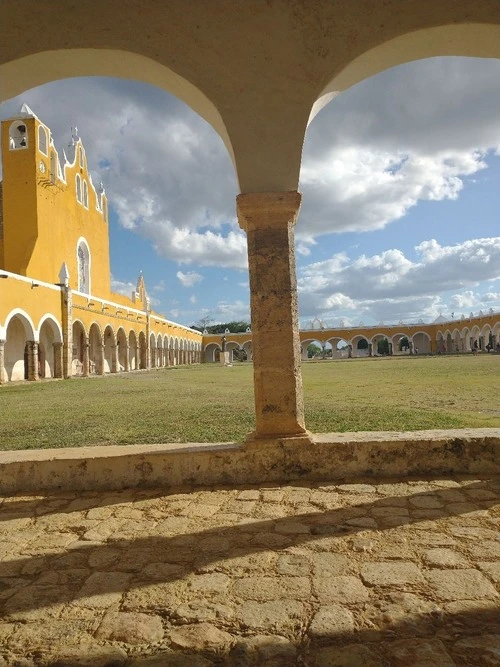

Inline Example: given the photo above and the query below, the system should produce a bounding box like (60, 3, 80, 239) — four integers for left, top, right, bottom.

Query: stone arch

(37, 314, 62, 378)
(149, 332, 157, 368)
(391, 332, 410, 356)
(241, 339, 253, 362)
(317, 23, 500, 124)
(116, 327, 128, 371)
(0, 48, 235, 171)
(3, 309, 36, 381)
(157, 333, 163, 367)
(139, 330, 147, 369)
(72, 319, 87, 375)
(351, 335, 369, 358)
(88, 322, 103, 374)
(326, 337, 349, 359)
(300, 337, 329, 361)
(204, 342, 221, 363)
(225, 340, 242, 363)
(103, 325, 115, 373)
(370, 333, 390, 356)
(8, 119, 28, 150)
(128, 330, 138, 370)
(411, 331, 431, 355)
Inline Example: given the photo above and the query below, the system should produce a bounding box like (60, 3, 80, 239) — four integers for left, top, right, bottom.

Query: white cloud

(189, 295, 197, 304)
(110, 277, 135, 299)
(298, 237, 500, 323)
(176, 271, 203, 288)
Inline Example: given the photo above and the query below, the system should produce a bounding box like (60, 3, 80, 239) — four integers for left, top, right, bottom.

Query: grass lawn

(0, 355, 499, 450)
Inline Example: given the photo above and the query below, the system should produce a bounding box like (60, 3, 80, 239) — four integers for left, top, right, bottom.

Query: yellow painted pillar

(237, 191, 308, 440)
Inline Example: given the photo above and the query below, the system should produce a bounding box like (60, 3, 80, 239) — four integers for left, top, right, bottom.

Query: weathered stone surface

(311, 552, 350, 576)
(276, 553, 310, 576)
(188, 573, 230, 595)
(237, 634, 297, 664)
(386, 638, 455, 666)
(360, 562, 424, 586)
(423, 548, 468, 568)
(313, 644, 382, 666)
(48, 645, 129, 666)
(477, 561, 500, 583)
(233, 575, 310, 601)
(425, 569, 499, 601)
(73, 571, 131, 608)
(453, 634, 500, 666)
(236, 600, 304, 632)
(169, 622, 233, 651)
(308, 605, 355, 638)
(313, 576, 369, 603)
(95, 610, 164, 644)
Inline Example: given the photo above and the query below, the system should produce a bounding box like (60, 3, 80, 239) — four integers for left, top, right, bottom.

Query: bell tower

(0, 104, 45, 275)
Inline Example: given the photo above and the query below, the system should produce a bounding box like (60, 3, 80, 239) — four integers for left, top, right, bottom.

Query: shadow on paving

(40, 606, 500, 666)
(0, 480, 497, 617)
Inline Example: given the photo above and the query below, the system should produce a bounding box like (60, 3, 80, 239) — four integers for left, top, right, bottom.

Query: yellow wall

(1, 112, 112, 297)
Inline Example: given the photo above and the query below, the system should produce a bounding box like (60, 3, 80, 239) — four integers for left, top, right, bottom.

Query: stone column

(0, 340, 7, 384)
(97, 342, 105, 375)
(368, 343, 373, 357)
(27, 341, 39, 381)
(111, 344, 119, 373)
(60, 285, 73, 379)
(83, 338, 90, 376)
(124, 344, 130, 372)
(53, 342, 63, 378)
(237, 191, 308, 440)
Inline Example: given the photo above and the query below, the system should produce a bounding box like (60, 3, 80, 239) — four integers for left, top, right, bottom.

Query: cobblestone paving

(0, 475, 499, 666)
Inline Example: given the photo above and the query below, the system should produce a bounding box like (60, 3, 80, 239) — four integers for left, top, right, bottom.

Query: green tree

(377, 338, 390, 355)
(307, 343, 322, 358)
(399, 336, 409, 351)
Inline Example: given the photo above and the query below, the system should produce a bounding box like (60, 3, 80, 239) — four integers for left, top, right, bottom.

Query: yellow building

(0, 105, 202, 382)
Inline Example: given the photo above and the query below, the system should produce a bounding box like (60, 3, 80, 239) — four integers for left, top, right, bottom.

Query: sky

(1, 56, 500, 329)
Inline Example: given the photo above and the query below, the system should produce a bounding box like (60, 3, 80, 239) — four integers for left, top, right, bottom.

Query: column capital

(237, 191, 301, 232)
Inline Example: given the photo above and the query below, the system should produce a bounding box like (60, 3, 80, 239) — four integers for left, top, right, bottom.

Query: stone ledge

(0, 428, 499, 494)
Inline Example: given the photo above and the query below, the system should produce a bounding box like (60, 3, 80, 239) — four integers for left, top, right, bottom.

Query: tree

(307, 343, 321, 358)
(377, 338, 390, 355)
(399, 336, 409, 351)
(191, 320, 250, 334)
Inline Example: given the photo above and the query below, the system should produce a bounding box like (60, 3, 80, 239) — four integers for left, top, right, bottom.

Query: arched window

(83, 180, 88, 208)
(77, 240, 91, 294)
(76, 174, 82, 203)
(9, 121, 28, 150)
(38, 126, 48, 155)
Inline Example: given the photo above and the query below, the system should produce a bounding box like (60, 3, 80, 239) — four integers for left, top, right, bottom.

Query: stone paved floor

(0, 476, 499, 666)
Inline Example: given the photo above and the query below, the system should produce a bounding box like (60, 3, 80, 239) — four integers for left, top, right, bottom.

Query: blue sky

(1, 56, 500, 328)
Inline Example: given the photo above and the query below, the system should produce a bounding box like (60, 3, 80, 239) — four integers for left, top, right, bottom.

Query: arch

(390, 332, 410, 356)
(37, 313, 63, 343)
(0, 48, 235, 170)
(318, 23, 500, 119)
(204, 342, 221, 363)
(351, 335, 369, 358)
(149, 332, 157, 368)
(82, 179, 88, 208)
(88, 322, 103, 374)
(139, 330, 147, 369)
(9, 120, 28, 150)
(76, 173, 82, 203)
(326, 336, 349, 359)
(103, 325, 115, 373)
(3, 310, 36, 381)
(76, 237, 91, 294)
(371, 333, 390, 357)
(300, 337, 330, 361)
(225, 340, 242, 363)
(116, 327, 128, 371)
(72, 319, 86, 375)
(411, 331, 431, 355)
(38, 125, 48, 155)
(128, 329, 138, 370)
(157, 333, 163, 367)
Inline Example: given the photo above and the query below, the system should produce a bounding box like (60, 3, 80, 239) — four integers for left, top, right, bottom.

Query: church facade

(0, 106, 202, 383)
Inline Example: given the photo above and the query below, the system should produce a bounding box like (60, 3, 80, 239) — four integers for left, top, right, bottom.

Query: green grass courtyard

(0, 354, 499, 450)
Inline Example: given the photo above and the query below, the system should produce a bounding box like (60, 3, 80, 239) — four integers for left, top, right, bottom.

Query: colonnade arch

(3, 309, 36, 381)
(38, 315, 63, 378)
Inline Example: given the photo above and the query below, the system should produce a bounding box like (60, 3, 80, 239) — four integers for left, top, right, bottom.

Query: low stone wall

(1, 429, 499, 493)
